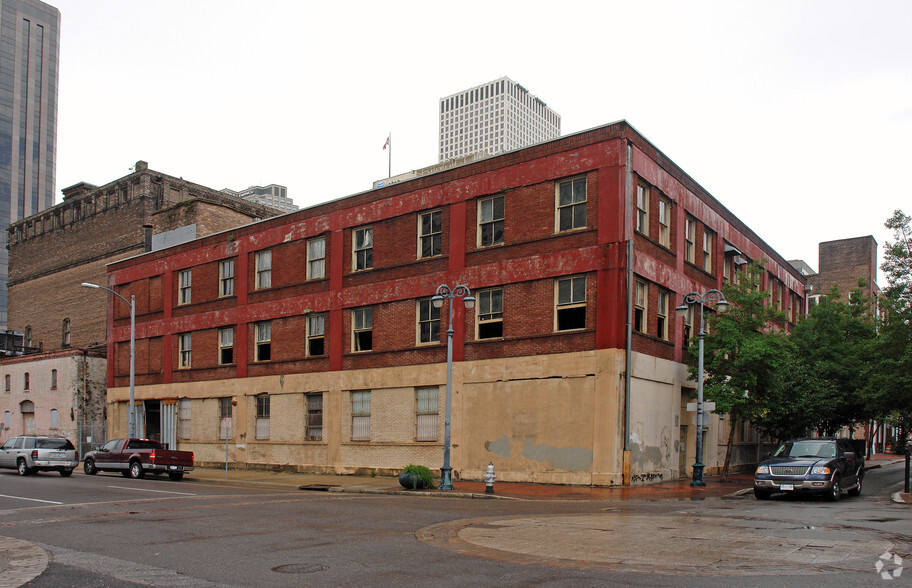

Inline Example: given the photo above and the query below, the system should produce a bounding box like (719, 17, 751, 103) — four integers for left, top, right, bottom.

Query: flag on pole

(382, 135, 390, 150)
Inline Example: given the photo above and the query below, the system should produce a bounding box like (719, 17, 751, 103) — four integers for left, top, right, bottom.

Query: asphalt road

(0, 462, 907, 587)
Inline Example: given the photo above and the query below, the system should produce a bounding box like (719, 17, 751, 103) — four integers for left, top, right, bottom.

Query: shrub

(402, 464, 436, 489)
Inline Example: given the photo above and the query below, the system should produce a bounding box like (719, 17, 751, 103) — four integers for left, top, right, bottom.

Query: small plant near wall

(399, 464, 436, 490)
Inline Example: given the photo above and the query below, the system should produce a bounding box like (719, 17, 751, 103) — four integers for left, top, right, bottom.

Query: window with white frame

(178, 398, 191, 440)
(703, 230, 714, 273)
(657, 289, 669, 340)
(62, 318, 71, 347)
(179, 270, 192, 304)
(418, 210, 442, 258)
(682, 305, 694, 346)
(636, 183, 649, 235)
(556, 177, 587, 232)
(307, 313, 325, 356)
(50, 408, 58, 430)
(218, 327, 234, 365)
(352, 308, 372, 352)
(416, 387, 439, 441)
(218, 396, 233, 440)
(307, 237, 326, 280)
(658, 198, 671, 248)
(555, 276, 586, 331)
(634, 280, 647, 333)
(478, 195, 504, 247)
(306, 393, 323, 441)
(353, 226, 373, 271)
(255, 322, 271, 361)
(255, 394, 269, 439)
(178, 333, 192, 368)
(417, 299, 441, 344)
(351, 391, 370, 441)
(477, 288, 503, 339)
(684, 218, 696, 263)
(219, 259, 235, 297)
(256, 250, 272, 289)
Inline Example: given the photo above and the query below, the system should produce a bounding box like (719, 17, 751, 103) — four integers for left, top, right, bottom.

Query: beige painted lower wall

(105, 348, 756, 486)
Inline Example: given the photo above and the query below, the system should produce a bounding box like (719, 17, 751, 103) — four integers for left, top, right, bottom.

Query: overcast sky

(51, 0, 911, 276)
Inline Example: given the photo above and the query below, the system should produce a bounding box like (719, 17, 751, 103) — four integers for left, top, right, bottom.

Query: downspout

(623, 141, 634, 486)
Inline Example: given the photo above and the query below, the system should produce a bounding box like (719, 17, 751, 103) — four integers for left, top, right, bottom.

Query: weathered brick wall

(811, 236, 879, 301)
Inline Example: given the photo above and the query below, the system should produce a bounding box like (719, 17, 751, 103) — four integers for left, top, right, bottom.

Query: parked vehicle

(83, 438, 194, 481)
(754, 438, 864, 500)
(0, 435, 79, 476)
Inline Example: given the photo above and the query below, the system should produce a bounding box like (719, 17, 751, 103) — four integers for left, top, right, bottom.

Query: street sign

(686, 402, 716, 412)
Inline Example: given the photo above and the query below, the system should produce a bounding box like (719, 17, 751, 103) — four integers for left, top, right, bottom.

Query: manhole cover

(272, 563, 329, 574)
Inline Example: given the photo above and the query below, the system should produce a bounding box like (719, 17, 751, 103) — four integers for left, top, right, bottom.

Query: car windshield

(774, 441, 836, 458)
(36, 438, 75, 450)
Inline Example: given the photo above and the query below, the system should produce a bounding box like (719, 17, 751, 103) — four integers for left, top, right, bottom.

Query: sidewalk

(186, 452, 910, 502)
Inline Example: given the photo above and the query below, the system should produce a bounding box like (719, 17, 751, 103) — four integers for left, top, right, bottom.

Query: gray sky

(52, 0, 911, 277)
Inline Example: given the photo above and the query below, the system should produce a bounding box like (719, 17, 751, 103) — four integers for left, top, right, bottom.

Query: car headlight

(811, 466, 831, 475)
(756, 465, 769, 474)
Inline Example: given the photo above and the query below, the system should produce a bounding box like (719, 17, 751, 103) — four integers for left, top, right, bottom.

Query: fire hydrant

(484, 462, 496, 494)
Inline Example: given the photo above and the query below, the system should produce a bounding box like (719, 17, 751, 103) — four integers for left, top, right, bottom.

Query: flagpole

(388, 132, 391, 177)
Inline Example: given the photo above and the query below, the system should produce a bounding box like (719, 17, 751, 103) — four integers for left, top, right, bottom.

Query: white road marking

(106, 485, 196, 496)
(0, 493, 63, 504)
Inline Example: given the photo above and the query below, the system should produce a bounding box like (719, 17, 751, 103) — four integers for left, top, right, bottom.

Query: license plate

(169, 465, 180, 470)
(51, 452, 65, 458)
(780, 483, 794, 491)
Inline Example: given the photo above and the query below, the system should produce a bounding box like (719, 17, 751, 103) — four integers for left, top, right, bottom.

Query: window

(636, 183, 649, 235)
(417, 299, 441, 344)
(255, 322, 271, 361)
(178, 333, 192, 368)
(353, 227, 373, 271)
(684, 218, 696, 263)
(178, 398, 191, 440)
(556, 276, 586, 331)
(634, 281, 648, 333)
(24, 372, 29, 391)
(218, 397, 233, 440)
(658, 198, 671, 248)
(256, 250, 272, 289)
(416, 387, 439, 441)
(50, 369, 57, 389)
(3, 411, 9, 429)
(50, 409, 58, 430)
(556, 177, 587, 232)
(306, 393, 323, 441)
(218, 327, 234, 365)
(657, 290, 669, 340)
(179, 270, 192, 304)
(307, 314, 325, 356)
(478, 195, 504, 247)
(682, 305, 694, 345)
(62, 318, 71, 347)
(24, 326, 31, 348)
(351, 391, 370, 441)
(352, 308, 372, 352)
(307, 237, 326, 280)
(219, 259, 235, 297)
(255, 395, 270, 439)
(703, 230, 714, 273)
(4, 375, 8, 392)
(418, 210, 442, 258)
(477, 288, 503, 339)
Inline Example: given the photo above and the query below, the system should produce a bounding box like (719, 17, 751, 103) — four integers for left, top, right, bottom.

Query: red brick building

(105, 122, 806, 485)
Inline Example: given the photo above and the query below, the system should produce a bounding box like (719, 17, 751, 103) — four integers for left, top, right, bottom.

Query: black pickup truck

(753, 438, 864, 500)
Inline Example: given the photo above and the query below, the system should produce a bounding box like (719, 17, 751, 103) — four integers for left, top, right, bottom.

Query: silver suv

(0, 435, 79, 476)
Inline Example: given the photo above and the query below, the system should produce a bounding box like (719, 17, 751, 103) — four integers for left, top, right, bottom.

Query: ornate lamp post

(431, 284, 475, 491)
(82, 282, 136, 438)
(676, 289, 728, 486)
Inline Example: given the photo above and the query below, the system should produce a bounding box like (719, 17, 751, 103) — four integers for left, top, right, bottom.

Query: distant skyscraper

(439, 76, 560, 162)
(221, 184, 297, 213)
(0, 0, 59, 328)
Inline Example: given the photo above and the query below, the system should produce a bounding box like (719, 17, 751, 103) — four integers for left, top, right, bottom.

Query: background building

(0, 0, 60, 329)
(103, 121, 806, 485)
(222, 184, 297, 214)
(438, 76, 560, 162)
(789, 236, 880, 313)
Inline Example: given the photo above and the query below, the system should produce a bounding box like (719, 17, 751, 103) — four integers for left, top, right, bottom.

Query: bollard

(484, 462, 496, 494)
(905, 449, 910, 494)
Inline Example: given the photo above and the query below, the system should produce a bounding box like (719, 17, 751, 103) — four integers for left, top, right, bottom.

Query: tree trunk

(721, 416, 737, 482)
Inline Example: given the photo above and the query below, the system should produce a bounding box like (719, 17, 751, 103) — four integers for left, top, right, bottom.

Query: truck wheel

(168, 472, 184, 481)
(827, 476, 841, 501)
(83, 459, 97, 475)
(848, 476, 862, 497)
(17, 459, 31, 476)
(59, 468, 74, 477)
(129, 461, 145, 479)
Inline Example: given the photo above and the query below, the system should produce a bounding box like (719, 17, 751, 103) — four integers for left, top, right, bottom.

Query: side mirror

(844, 451, 856, 459)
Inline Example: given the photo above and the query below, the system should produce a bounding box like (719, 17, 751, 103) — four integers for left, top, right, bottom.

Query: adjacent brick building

(104, 122, 807, 485)
(809, 236, 880, 311)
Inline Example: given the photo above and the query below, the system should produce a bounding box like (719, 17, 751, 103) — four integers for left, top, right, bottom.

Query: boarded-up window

(306, 393, 323, 441)
(178, 399, 191, 440)
(416, 387, 438, 442)
(351, 391, 370, 441)
(255, 395, 269, 439)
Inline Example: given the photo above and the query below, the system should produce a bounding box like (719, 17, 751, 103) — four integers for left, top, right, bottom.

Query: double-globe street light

(82, 282, 136, 439)
(676, 289, 728, 487)
(431, 284, 475, 491)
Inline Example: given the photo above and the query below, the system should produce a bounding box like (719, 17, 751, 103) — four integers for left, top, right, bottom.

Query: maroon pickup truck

(83, 438, 194, 481)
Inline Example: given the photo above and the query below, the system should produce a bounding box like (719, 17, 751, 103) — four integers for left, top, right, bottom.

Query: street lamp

(431, 283, 475, 491)
(676, 289, 728, 487)
(82, 282, 136, 439)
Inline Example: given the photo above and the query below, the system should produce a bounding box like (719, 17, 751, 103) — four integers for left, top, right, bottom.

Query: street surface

(0, 461, 907, 587)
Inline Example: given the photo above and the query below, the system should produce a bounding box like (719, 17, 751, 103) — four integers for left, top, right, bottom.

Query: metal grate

(771, 465, 810, 476)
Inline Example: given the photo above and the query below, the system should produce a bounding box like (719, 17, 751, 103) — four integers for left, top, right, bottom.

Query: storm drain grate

(272, 564, 329, 574)
(299, 484, 339, 491)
